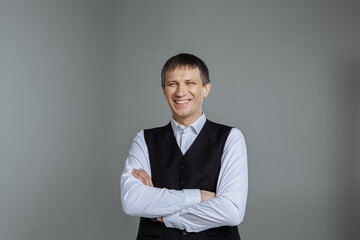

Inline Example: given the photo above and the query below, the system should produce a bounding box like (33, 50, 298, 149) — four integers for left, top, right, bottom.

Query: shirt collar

(171, 113, 206, 135)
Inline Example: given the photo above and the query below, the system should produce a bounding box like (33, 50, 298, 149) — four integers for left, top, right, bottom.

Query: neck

(173, 113, 202, 127)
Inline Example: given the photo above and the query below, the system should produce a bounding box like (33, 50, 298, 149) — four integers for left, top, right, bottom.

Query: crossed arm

(132, 169, 216, 202)
(131, 168, 216, 222)
(120, 128, 248, 232)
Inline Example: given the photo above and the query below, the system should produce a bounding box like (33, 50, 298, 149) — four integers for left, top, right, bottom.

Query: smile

(174, 100, 190, 104)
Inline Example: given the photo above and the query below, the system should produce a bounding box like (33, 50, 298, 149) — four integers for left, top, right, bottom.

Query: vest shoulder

(144, 123, 171, 135)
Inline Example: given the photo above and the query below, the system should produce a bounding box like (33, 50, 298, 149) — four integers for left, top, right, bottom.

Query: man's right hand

(200, 190, 216, 202)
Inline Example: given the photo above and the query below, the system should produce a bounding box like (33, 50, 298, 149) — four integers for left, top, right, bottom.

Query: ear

(203, 82, 211, 98)
(162, 87, 166, 96)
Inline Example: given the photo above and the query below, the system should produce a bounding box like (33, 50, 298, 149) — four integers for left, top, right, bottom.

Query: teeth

(175, 100, 189, 104)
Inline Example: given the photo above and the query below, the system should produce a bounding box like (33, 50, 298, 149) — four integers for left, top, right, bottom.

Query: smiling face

(163, 67, 211, 126)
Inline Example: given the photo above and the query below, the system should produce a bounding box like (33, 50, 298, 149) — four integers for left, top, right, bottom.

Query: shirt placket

(180, 129, 189, 154)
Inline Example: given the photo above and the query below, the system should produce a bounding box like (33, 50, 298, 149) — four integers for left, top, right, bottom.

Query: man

(121, 53, 248, 240)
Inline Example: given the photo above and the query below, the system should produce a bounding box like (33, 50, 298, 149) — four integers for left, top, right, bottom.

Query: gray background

(0, 0, 359, 240)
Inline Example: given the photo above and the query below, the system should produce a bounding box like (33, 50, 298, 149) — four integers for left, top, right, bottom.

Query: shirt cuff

(163, 212, 183, 229)
(183, 189, 201, 207)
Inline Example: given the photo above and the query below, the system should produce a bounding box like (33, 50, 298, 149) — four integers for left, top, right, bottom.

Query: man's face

(163, 67, 211, 126)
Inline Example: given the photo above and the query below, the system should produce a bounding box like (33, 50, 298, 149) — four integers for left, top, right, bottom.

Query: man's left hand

(131, 168, 154, 187)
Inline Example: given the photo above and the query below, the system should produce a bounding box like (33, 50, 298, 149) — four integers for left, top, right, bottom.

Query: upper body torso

(121, 114, 248, 235)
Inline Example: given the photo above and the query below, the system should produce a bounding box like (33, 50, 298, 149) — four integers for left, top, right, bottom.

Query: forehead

(165, 66, 201, 81)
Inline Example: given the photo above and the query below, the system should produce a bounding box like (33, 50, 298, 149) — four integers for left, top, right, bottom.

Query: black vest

(136, 120, 241, 240)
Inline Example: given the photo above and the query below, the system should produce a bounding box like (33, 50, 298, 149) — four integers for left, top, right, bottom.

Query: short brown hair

(161, 53, 210, 88)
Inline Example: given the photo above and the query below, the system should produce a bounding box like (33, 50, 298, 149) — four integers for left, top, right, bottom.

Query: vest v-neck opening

(169, 120, 209, 158)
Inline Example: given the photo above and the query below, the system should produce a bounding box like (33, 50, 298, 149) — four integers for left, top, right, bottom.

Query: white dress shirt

(121, 114, 248, 232)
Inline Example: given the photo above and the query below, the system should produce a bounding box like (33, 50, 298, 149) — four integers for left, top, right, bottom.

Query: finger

(137, 169, 153, 187)
(132, 169, 153, 187)
(134, 169, 149, 180)
(139, 169, 154, 187)
(146, 178, 153, 187)
(140, 169, 154, 187)
(133, 169, 147, 178)
(132, 170, 147, 184)
(138, 168, 149, 177)
(131, 170, 147, 184)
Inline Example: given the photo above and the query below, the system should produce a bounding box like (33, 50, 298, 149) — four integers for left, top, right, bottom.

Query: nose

(175, 83, 187, 97)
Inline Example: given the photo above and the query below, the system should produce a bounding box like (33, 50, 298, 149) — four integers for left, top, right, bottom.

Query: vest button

(182, 230, 188, 235)
(179, 181, 183, 186)
(180, 165, 184, 170)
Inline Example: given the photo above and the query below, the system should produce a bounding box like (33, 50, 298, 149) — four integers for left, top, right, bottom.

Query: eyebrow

(166, 78, 196, 83)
